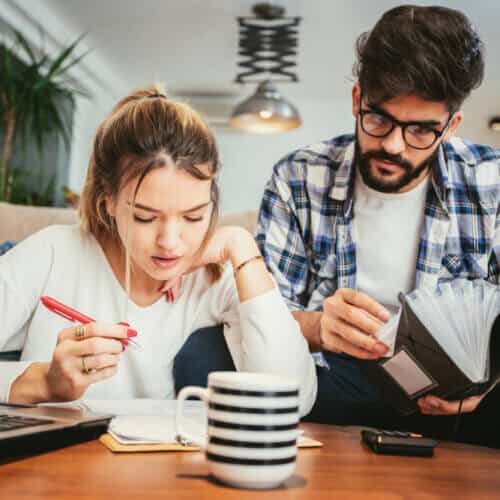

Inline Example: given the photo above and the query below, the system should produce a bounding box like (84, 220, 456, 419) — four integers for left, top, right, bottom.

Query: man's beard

(354, 131, 439, 193)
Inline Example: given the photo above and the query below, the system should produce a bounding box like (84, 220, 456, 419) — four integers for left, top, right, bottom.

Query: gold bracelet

(234, 255, 264, 274)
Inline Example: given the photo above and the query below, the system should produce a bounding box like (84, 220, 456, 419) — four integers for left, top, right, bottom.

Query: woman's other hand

(417, 394, 484, 415)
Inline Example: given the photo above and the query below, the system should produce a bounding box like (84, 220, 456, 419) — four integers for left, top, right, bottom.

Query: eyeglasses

(358, 102, 453, 151)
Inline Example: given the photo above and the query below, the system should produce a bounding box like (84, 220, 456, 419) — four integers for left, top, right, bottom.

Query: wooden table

(1, 423, 499, 499)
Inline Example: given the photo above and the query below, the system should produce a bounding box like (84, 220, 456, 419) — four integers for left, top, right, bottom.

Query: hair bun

(148, 92, 167, 99)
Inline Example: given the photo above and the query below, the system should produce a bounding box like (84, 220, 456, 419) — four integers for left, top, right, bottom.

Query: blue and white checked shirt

(256, 135, 499, 312)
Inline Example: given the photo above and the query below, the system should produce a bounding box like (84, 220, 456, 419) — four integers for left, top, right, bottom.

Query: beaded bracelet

(234, 255, 264, 274)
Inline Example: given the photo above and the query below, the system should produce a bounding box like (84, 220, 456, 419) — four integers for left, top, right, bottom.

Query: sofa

(0, 202, 258, 243)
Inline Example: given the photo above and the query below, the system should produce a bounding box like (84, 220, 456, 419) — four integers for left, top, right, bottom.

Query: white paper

(376, 309, 402, 357)
(79, 398, 205, 417)
(65, 398, 309, 447)
(109, 414, 206, 444)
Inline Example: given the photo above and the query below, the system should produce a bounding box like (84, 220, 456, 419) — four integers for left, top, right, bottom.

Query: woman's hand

(417, 394, 484, 415)
(160, 225, 258, 290)
(159, 225, 272, 303)
(194, 225, 257, 268)
(45, 322, 130, 401)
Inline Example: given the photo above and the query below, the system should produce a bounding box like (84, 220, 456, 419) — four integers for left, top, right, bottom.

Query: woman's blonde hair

(79, 84, 222, 281)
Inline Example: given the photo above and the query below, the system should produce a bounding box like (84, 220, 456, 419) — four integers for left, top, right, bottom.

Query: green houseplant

(0, 29, 88, 204)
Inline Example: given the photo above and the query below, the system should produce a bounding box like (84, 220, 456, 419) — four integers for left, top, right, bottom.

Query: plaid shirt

(256, 134, 500, 312)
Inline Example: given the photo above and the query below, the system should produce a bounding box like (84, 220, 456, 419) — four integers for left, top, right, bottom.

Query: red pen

(41, 296, 141, 350)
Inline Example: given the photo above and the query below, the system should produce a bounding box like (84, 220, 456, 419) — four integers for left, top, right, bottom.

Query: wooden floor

(1, 423, 500, 499)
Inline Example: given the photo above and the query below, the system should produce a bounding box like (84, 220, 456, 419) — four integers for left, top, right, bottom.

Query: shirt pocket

(307, 253, 338, 311)
(440, 253, 489, 279)
(313, 253, 337, 280)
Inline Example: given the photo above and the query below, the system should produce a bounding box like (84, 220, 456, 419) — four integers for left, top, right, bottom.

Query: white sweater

(0, 225, 317, 415)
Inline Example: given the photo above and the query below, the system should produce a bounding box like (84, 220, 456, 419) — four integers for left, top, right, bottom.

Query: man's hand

(319, 288, 391, 359)
(418, 394, 484, 415)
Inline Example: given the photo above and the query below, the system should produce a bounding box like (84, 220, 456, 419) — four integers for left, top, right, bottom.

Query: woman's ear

(105, 195, 116, 218)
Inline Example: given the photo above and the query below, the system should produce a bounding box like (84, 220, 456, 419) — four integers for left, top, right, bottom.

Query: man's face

(352, 84, 462, 193)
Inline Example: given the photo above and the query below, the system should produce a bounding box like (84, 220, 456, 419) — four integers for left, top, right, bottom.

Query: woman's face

(107, 164, 213, 286)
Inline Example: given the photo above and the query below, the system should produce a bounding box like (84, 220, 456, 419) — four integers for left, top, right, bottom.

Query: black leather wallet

(357, 299, 500, 416)
(361, 429, 437, 457)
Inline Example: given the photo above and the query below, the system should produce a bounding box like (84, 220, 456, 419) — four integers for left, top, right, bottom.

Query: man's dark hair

(354, 5, 484, 111)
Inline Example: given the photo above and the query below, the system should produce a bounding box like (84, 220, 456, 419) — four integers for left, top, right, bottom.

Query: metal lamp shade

(229, 80, 302, 133)
(489, 117, 500, 131)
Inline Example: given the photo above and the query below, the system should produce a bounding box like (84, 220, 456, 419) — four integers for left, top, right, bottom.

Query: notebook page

(109, 414, 205, 444)
(80, 398, 206, 417)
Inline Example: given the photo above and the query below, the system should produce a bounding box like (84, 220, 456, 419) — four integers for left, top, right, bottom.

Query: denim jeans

(173, 325, 235, 395)
(173, 325, 500, 448)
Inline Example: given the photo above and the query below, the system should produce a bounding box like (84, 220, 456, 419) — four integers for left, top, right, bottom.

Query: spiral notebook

(78, 400, 323, 452)
(99, 415, 322, 452)
(358, 280, 500, 415)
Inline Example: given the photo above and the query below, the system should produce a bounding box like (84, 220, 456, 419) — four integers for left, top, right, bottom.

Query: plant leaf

(46, 33, 86, 80)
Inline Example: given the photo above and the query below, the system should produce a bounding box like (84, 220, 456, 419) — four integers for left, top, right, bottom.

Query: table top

(1, 423, 499, 499)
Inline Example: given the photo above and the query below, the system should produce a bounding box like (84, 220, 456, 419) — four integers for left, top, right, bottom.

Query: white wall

(2, 0, 499, 215)
(215, 89, 355, 214)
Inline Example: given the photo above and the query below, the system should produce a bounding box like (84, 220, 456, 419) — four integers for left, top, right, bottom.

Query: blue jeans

(174, 326, 500, 448)
(173, 326, 391, 424)
(173, 325, 235, 394)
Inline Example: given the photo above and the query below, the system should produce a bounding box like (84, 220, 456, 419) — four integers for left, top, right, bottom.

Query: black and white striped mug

(176, 372, 300, 489)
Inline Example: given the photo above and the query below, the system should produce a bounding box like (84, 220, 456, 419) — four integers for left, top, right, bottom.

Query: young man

(257, 5, 500, 446)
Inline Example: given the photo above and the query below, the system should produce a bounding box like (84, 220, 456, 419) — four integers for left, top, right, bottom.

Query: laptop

(0, 402, 112, 462)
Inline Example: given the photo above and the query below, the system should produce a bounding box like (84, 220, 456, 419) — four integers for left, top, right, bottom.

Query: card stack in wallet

(358, 279, 500, 415)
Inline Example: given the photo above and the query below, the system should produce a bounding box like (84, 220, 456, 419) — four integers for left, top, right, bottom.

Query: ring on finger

(81, 356, 97, 374)
(74, 324, 86, 340)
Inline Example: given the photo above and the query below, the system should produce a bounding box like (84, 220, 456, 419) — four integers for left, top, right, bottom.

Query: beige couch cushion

(0, 202, 78, 242)
(0, 202, 258, 242)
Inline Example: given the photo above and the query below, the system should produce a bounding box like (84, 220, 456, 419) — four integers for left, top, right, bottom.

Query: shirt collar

(328, 139, 356, 204)
(432, 137, 478, 201)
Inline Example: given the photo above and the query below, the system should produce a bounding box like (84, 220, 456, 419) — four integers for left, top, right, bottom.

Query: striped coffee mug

(176, 371, 300, 489)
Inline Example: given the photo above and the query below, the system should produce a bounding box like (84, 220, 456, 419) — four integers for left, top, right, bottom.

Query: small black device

(361, 429, 437, 457)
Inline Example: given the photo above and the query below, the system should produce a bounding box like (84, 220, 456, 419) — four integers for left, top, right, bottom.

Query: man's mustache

(361, 150, 413, 173)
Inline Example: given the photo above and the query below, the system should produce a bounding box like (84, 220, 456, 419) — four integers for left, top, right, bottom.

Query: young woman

(0, 86, 317, 415)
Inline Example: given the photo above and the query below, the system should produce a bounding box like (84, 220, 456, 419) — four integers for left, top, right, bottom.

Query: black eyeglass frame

(358, 94, 454, 151)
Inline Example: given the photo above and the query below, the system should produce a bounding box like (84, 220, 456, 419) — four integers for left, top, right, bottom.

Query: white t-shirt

(353, 171, 430, 314)
(0, 225, 316, 415)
